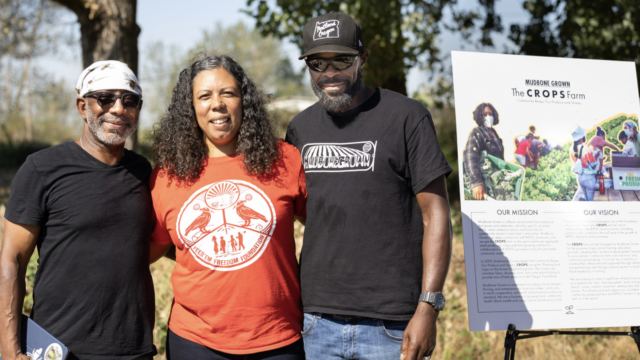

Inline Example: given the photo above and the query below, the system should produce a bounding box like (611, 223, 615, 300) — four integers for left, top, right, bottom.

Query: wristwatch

(419, 291, 446, 311)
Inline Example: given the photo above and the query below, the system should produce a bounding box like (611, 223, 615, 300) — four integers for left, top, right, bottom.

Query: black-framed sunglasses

(305, 55, 358, 72)
(85, 91, 141, 109)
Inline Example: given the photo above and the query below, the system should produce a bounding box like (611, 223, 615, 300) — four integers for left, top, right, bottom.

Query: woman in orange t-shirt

(149, 55, 306, 359)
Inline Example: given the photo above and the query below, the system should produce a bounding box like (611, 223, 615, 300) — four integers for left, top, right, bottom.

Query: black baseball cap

(299, 12, 364, 60)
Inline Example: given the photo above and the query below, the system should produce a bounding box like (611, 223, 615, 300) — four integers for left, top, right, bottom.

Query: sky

(37, 0, 530, 99)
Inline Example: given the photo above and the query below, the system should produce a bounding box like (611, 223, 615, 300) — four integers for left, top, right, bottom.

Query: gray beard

(311, 68, 363, 114)
(86, 107, 136, 145)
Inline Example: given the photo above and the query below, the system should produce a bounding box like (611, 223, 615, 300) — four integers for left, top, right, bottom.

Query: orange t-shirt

(150, 142, 306, 354)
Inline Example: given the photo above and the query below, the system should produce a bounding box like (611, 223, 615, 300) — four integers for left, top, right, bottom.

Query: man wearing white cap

(0, 61, 156, 360)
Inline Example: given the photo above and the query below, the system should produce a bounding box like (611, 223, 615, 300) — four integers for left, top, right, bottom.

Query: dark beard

(311, 68, 363, 114)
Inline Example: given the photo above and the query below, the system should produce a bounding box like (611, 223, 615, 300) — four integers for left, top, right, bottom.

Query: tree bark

(51, 0, 141, 150)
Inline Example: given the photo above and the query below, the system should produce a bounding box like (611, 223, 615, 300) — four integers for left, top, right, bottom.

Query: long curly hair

(153, 55, 281, 185)
(473, 103, 500, 127)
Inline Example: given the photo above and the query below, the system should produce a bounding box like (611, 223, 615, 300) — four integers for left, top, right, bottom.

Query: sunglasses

(85, 91, 141, 109)
(305, 55, 358, 72)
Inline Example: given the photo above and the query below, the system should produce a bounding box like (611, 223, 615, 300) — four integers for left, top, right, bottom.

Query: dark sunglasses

(305, 55, 358, 72)
(85, 91, 141, 109)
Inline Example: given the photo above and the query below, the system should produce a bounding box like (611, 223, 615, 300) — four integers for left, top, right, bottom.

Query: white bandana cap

(75, 60, 142, 98)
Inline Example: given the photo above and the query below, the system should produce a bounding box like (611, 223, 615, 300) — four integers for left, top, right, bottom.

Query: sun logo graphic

(176, 180, 276, 271)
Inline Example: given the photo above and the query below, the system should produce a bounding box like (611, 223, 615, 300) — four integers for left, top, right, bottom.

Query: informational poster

(452, 51, 640, 331)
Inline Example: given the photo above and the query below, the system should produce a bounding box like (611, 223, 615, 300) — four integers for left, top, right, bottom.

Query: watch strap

(419, 292, 437, 303)
(419, 291, 444, 311)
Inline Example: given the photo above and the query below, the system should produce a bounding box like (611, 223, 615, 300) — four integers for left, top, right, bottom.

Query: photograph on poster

(457, 63, 640, 202)
(463, 110, 640, 202)
(453, 51, 640, 332)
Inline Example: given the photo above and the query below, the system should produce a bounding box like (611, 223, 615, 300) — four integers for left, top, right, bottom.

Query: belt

(331, 314, 366, 320)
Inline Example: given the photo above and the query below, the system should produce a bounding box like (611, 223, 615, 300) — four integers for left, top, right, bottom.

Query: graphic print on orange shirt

(176, 180, 277, 271)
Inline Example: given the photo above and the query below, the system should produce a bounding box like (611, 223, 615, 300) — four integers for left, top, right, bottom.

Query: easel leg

(631, 327, 640, 354)
(504, 324, 518, 360)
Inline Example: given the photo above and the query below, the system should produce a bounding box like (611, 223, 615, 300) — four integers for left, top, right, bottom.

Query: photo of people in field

(463, 102, 640, 201)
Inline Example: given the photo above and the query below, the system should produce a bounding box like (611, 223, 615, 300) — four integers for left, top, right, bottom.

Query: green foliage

(22, 251, 38, 314)
(136, 129, 155, 164)
(245, 0, 502, 95)
(463, 151, 523, 201)
(521, 143, 578, 201)
(270, 108, 300, 138)
(509, 0, 640, 90)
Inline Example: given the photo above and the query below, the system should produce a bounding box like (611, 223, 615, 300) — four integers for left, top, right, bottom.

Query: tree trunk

(24, 57, 32, 142)
(12, 61, 27, 113)
(51, 0, 140, 150)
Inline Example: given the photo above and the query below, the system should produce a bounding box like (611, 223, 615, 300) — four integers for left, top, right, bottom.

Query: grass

(150, 258, 175, 357)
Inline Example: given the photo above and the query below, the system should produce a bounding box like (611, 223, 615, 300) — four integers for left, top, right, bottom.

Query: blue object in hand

(0, 314, 68, 360)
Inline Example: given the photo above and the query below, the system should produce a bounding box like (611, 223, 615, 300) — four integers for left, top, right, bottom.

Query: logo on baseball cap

(299, 12, 364, 60)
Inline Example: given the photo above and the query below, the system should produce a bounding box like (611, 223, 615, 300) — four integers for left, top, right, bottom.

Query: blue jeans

(302, 313, 409, 360)
(515, 154, 527, 165)
(578, 173, 596, 201)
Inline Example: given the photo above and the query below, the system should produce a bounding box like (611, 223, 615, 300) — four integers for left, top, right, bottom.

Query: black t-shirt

(5, 141, 156, 360)
(285, 88, 452, 320)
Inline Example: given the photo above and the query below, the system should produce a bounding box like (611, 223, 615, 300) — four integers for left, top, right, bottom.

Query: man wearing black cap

(285, 12, 452, 360)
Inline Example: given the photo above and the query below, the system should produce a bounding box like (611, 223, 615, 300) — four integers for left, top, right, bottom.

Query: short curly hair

(153, 54, 281, 186)
(473, 103, 500, 127)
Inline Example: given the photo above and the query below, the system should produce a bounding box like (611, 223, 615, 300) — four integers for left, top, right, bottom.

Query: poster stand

(503, 324, 640, 360)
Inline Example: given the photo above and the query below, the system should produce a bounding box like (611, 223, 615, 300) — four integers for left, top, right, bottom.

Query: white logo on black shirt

(313, 20, 340, 40)
(301, 141, 376, 172)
